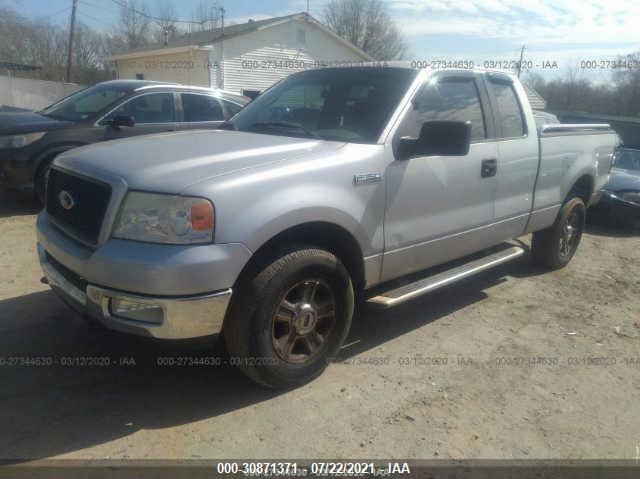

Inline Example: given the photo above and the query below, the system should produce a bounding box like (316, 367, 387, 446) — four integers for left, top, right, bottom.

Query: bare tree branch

(323, 0, 406, 60)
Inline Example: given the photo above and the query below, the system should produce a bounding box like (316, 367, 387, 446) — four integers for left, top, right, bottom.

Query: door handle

(481, 158, 497, 178)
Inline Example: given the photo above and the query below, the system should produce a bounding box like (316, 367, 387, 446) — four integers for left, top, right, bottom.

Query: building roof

(110, 12, 372, 61)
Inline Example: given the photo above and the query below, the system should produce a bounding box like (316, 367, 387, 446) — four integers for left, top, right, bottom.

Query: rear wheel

(223, 247, 354, 389)
(532, 197, 586, 269)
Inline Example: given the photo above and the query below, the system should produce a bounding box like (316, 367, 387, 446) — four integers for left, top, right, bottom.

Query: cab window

(399, 77, 487, 142)
(181, 94, 225, 122)
(106, 93, 175, 124)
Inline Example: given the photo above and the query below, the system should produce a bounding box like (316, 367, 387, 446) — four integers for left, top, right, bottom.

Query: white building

(110, 12, 372, 96)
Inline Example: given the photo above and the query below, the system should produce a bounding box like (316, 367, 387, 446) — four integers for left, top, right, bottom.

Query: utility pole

(516, 45, 525, 78)
(219, 6, 225, 89)
(65, 0, 78, 83)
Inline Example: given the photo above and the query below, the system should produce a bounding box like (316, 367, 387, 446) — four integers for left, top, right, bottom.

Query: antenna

(517, 45, 526, 78)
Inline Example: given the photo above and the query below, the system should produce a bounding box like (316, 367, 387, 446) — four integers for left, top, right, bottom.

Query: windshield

(230, 67, 418, 143)
(40, 83, 134, 122)
(615, 148, 640, 171)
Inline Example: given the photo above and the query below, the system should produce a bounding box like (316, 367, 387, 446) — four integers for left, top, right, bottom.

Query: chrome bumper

(38, 244, 231, 339)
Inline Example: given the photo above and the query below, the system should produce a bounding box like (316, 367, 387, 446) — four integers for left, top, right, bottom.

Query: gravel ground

(0, 187, 639, 461)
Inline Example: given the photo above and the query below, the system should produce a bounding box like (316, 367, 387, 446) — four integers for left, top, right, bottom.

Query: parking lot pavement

(1, 188, 639, 460)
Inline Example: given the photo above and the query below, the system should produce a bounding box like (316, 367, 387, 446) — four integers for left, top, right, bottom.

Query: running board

(367, 245, 525, 308)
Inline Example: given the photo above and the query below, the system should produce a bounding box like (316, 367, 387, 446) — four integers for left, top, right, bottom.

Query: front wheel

(223, 247, 354, 389)
(531, 197, 586, 269)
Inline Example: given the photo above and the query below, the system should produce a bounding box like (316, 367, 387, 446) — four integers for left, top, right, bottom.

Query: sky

(7, 0, 640, 82)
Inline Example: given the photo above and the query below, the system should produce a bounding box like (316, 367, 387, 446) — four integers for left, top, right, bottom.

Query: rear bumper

(39, 243, 232, 339)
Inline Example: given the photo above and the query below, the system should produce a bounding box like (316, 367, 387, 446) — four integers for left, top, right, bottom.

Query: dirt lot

(0, 187, 639, 461)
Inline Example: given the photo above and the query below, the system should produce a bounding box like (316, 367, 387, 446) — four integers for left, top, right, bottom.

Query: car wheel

(223, 247, 354, 389)
(532, 197, 586, 269)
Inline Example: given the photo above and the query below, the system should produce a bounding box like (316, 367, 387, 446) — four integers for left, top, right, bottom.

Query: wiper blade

(218, 120, 236, 130)
(248, 121, 322, 139)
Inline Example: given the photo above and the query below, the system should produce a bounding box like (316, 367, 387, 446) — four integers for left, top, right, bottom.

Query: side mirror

(106, 115, 135, 128)
(397, 121, 472, 160)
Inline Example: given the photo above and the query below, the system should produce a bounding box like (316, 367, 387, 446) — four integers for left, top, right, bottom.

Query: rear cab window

(486, 77, 526, 138)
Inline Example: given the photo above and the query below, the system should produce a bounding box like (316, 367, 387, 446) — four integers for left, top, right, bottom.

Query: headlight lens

(0, 132, 45, 148)
(113, 192, 214, 244)
(620, 191, 640, 205)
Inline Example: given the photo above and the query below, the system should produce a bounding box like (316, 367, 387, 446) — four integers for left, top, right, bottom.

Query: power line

(108, 0, 220, 25)
(49, 6, 73, 18)
(79, 0, 118, 15)
(77, 10, 102, 24)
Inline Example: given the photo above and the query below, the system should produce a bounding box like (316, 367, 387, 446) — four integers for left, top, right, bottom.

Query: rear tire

(223, 247, 354, 389)
(532, 197, 586, 269)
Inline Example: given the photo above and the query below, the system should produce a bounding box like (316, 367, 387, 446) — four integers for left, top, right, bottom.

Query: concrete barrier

(0, 75, 84, 111)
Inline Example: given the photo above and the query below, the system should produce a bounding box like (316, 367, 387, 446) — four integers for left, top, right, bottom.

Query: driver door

(100, 92, 178, 140)
(381, 72, 499, 281)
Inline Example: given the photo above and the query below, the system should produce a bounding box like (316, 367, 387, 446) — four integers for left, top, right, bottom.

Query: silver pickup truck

(36, 66, 619, 388)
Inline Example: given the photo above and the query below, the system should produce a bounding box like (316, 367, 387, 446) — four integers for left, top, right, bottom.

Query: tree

(116, 0, 151, 50)
(323, 0, 406, 60)
(153, 0, 180, 44)
(191, 0, 220, 32)
(612, 52, 640, 117)
(0, 5, 113, 83)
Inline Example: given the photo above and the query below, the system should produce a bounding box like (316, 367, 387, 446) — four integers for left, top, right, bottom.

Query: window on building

(296, 28, 306, 45)
(181, 93, 225, 121)
(135, 73, 144, 80)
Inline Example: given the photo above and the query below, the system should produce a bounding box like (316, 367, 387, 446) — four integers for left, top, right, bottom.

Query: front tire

(223, 247, 354, 389)
(532, 197, 586, 269)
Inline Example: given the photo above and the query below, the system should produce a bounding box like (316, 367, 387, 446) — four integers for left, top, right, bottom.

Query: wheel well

(566, 175, 593, 205)
(236, 222, 366, 292)
(33, 146, 78, 180)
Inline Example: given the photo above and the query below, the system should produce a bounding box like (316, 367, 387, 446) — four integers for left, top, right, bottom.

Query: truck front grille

(46, 168, 112, 245)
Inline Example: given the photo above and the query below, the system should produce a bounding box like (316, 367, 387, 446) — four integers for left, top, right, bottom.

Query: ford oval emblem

(58, 190, 76, 210)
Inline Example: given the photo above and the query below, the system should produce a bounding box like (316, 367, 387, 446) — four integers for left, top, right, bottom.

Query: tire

(223, 247, 354, 389)
(531, 197, 586, 269)
(34, 159, 54, 205)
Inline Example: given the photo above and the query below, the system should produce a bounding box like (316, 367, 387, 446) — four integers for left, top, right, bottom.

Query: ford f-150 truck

(36, 65, 619, 388)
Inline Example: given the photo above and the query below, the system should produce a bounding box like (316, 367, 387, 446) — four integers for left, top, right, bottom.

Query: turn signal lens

(191, 202, 214, 231)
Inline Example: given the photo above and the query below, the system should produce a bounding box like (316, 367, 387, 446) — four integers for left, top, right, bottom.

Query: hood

(55, 129, 346, 194)
(607, 167, 640, 192)
(0, 111, 73, 135)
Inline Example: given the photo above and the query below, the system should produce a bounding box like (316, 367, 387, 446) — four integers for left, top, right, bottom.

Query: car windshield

(615, 149, 640, 171)
(40, 83, 134, 122)
(229, 67, 418, 143)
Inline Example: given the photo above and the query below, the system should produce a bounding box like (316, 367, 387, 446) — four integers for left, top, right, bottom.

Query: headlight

(620, 191, 640, 205)
(113, 192, 214, 244)
(0, 132, 45, 149)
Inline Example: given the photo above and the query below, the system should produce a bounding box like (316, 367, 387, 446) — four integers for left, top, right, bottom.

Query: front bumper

(597, 190, 640, 220)
(0, 151, 34, 191)
(39, 243, 232, 339)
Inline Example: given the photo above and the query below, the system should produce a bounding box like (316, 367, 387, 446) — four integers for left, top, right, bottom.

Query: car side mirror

(106, 115, 135, 128)
(397, 121, 472, 160)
